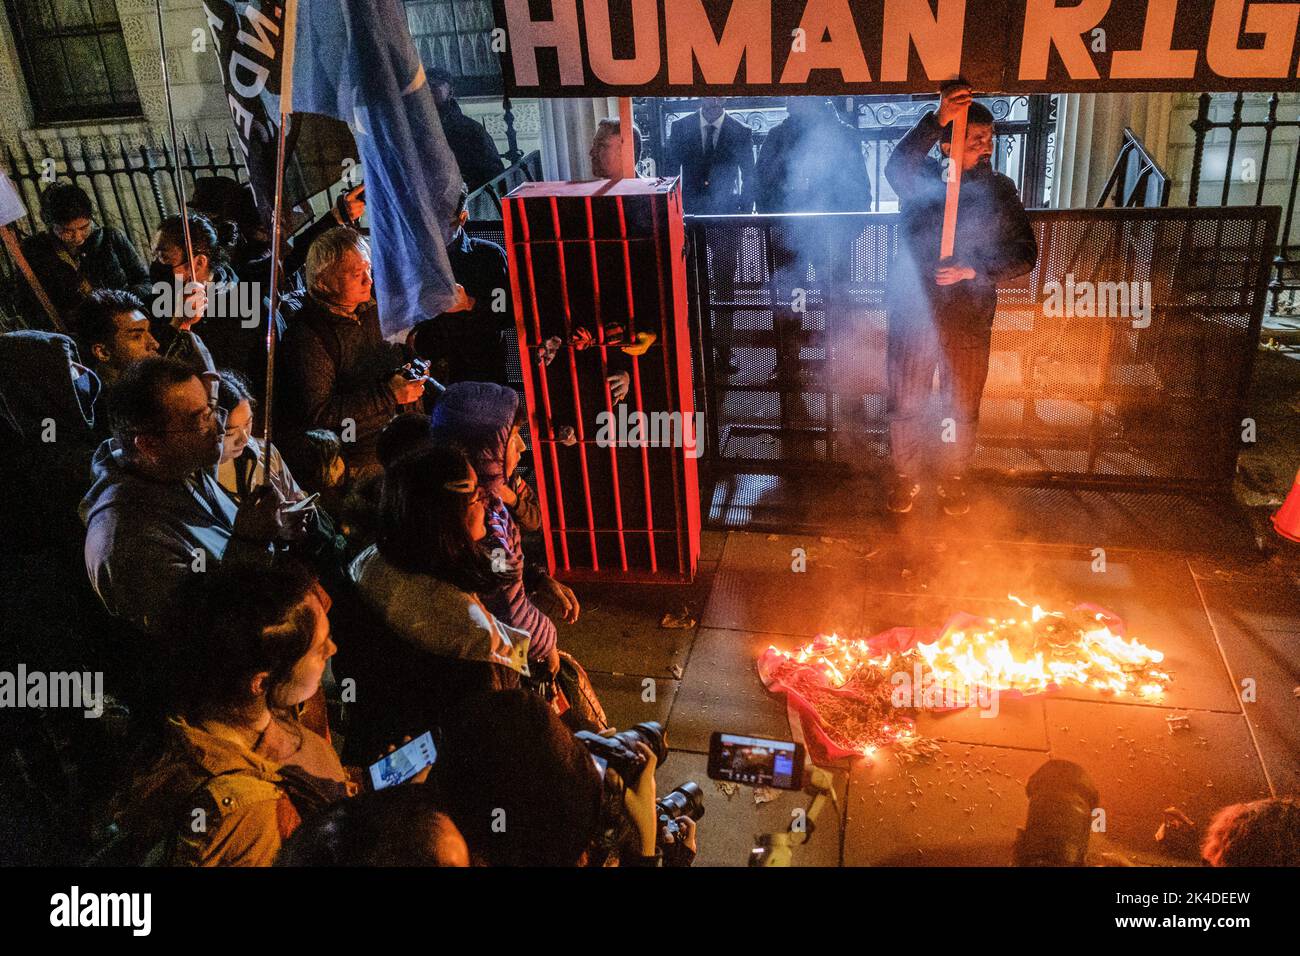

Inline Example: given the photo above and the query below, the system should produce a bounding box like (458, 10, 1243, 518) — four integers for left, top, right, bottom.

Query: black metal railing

(466, 150, 543, 220)
(1188, 92, 1300, 311)
(686, 207, 1277, 497)
(1096, 128, 1171, 208)
(0, 133, 539, 330)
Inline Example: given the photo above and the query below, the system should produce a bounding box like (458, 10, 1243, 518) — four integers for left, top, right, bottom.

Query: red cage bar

(503, 178, 701, 582)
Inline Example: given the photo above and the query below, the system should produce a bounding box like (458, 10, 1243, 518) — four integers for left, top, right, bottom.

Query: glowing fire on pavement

(760, 596, 1170, 758)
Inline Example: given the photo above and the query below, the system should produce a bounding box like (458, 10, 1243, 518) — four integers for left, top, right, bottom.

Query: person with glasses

(81, 356, 310, 642)
(20, 182, 149, 330)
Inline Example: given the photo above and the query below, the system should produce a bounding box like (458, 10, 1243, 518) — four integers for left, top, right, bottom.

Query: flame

(765, 598, 1169, 758)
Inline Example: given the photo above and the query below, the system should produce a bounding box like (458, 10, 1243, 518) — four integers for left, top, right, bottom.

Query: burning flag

(758, 596, 1169, 762)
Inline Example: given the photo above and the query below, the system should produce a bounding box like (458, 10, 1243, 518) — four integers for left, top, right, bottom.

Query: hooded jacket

(80, 439, 273, 634)
(429, 382, 556, 661)
(0, 331, 102, 553)
(437, 96, 506, 193)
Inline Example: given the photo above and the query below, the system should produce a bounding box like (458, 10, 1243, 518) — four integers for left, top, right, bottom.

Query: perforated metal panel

(688, 208, 1277, 490)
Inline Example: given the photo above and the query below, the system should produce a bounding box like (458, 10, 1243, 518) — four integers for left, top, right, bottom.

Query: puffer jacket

(429, 382, 555, 661)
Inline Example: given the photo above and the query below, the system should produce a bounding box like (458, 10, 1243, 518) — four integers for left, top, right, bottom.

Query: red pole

(505, 197, 557, 574)
(518, 199, 570, 571)
(940, 103, 969, 260)
(549, 197, 600, 569)
(616, 196, 657, 573)
(586, 197, 628, 571)
(651, 198, 686, 577)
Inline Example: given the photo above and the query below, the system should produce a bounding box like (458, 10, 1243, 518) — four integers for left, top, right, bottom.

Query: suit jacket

(665, 111, 755, 215)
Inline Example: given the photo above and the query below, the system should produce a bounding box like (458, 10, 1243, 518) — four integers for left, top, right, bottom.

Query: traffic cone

(1272, 469, 1300, 542)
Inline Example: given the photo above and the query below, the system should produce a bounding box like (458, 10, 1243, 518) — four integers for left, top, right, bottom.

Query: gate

(686, 206, 1277, 500)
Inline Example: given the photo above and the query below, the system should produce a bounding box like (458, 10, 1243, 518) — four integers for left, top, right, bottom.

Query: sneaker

(886, 475, 921, 514)
(937, 476, 969, 516)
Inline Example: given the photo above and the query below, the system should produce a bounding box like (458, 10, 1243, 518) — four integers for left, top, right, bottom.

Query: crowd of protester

(2, 101, 1296, 869)
(0, 164, 701, 868)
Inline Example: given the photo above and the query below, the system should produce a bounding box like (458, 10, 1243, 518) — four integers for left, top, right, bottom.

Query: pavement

(554, 482, 1300, 867)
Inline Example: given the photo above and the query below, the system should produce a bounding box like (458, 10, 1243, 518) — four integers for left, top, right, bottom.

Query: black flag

(201, 0, 356, 233)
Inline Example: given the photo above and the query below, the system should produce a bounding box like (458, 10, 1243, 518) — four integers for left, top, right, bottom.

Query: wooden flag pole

(1, 224, 62, 331)
(618, 96, 635, 179)
(940, 101, 968, 261)
(153, 0, 196, 286)
(261, 0, 298, 473)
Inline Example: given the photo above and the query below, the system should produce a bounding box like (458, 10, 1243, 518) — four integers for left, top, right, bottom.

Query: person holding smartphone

(113, 563, 348, 866)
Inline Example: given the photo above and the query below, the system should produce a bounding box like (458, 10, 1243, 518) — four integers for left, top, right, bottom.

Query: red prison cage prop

(503, 178, 701, 582)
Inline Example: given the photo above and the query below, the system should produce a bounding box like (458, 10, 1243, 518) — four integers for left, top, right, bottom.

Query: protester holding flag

(409, 182, 511, 386)
(139, 214, 223, 377)
(292, 0, 463, 340)
(883, 83, 1037, 516)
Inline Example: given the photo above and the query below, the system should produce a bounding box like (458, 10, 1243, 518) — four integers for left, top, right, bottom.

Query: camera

(575, 721, 668, 784)
(657, 781, 705, 841)
(1013, 759, 1098, 866)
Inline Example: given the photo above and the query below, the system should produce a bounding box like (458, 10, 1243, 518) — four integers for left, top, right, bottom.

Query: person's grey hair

(305, 226, 370, 292)
(595, 118, 642, 160)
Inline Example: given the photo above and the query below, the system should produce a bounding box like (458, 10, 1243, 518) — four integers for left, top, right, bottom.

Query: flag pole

(153, 0, 197, 290)
(939, 87, 969, 261)
(618, 97, 635, 178)
(261, 0, 297, 471)
(0, 225, 61, 331)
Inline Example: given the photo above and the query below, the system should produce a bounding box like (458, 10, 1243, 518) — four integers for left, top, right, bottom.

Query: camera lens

(617, 721, 668, 766)
(657, 781, 705, 822)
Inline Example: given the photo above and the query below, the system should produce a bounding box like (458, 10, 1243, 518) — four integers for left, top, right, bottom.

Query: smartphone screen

(368, 731, 437, 790)
(707, 732, 805, 790)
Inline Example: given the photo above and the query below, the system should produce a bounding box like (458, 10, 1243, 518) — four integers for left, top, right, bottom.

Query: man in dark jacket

(431, 70, 505, 193)
(410, 183, 512, 385)
(80, 356, 294, 636)
(755, 97, 872, 394)
(276, 227, 427, 481)
(883, 84, 1038, 515)
(21, 182, 148, 330)
(666, 97, 755, 372)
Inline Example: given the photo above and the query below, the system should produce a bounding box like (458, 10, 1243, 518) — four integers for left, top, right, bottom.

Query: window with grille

(403, 0, 502, 96)
(4, 0, 141, 124)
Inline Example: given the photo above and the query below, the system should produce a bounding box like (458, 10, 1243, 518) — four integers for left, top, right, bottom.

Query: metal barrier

(686, 206, 1278, 493)
(1187, 92, 1300, 312)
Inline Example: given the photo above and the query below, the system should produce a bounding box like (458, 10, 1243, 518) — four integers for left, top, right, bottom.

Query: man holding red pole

(883, 81, 1038, 516)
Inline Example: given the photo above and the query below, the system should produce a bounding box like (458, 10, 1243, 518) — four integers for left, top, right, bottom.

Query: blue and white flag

(293, 0, 462, 337)
(201, 0, 355, 235)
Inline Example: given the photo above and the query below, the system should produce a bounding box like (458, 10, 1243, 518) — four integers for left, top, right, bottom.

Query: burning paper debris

(758, 596, 1170, 761)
